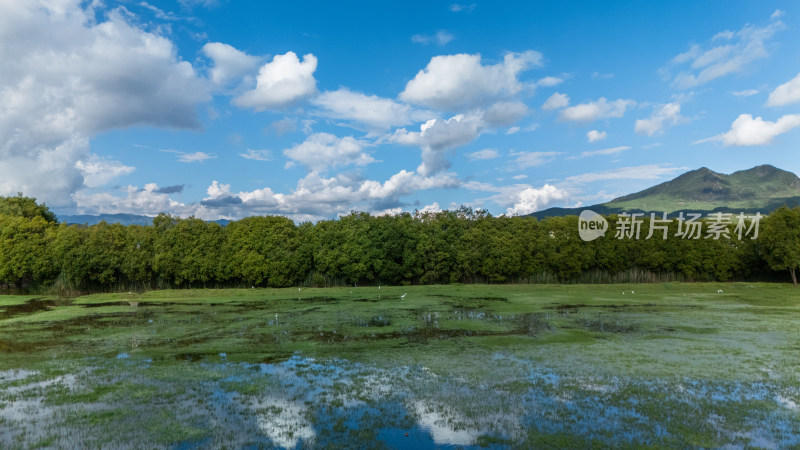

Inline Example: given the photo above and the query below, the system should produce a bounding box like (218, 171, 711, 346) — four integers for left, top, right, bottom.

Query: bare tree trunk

(791, 267, 797, 287)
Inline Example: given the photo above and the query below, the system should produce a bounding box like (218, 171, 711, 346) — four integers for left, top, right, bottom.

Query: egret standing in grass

(400, 293, 407, 299)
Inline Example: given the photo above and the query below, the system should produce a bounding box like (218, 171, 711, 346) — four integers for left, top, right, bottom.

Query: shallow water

(1, 285, 799, 447)
(1, 353, 798, 448)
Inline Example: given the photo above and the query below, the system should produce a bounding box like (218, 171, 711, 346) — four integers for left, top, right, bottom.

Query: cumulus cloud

(283, 133, 374, 172)
(313, 88, 423, 131)
(482, 101, 530, 126)
(0, 1, 210, 205)
(392, 114, 482, 176)
(411, 30, 454, 46)
(541, 92, 569, 110)
(466, 149, 499, 161)
(202, 42, 260, 86)
(586, 130, 607, 142)
(75, 155, 135, 188)
(400, 51, 542, 111)
(536, 76, 563, 87)
(73, 183, 189, 216)
(559, 98, 635, 123)
(505, 184, 569, 216)
(766, 72, 800, 107)
(697, 113, 800, 146)
(196, 170, 460, 220)
(634, 103, 686, 136)
(234, 51, 317, 110)
(156, 184, 184, 194)
(666, 18, 784, 89)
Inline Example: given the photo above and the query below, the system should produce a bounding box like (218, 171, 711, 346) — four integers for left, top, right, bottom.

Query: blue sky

(2, 1, 799, 221)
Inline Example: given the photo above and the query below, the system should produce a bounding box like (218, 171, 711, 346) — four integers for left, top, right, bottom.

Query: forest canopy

(0, 195, 797, 292)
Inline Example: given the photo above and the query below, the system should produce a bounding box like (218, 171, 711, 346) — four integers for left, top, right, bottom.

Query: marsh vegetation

(1, 283, 798, 448)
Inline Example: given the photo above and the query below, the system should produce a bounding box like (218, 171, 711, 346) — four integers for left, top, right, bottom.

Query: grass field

(1, 283, 798, 448)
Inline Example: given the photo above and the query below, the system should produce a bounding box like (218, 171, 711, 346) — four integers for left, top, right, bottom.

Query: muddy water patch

(0, 298, 72, 320)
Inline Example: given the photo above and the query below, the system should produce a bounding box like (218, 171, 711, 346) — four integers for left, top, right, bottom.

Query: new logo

(578, 210, 608, 241)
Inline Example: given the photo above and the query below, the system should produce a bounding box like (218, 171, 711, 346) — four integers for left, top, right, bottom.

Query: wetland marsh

(1, 283, 799, 448)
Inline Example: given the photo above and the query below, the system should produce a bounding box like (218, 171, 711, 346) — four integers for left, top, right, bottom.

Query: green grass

(1, 283, 798, 448)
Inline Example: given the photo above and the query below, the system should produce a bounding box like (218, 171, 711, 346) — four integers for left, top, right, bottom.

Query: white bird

(378, 285, 381, 290)
(631, 290, 635, 294)
(400, 293, 407, 299)
(717, 289, 723, 293)
(298, 288, 301, 292)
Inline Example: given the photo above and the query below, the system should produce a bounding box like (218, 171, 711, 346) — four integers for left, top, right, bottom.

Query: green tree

(225, 216, 308, 287)
(0, 194, 58, 223)
(0, 215, 57, 286)
(760, 207, 800, 286)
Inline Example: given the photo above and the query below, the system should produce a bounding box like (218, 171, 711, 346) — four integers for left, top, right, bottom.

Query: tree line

(0, 195, 797, 293)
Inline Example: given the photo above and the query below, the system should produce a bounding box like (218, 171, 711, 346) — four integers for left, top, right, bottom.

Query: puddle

(1, 354, 799, 448)
(0, 298, 71, 320)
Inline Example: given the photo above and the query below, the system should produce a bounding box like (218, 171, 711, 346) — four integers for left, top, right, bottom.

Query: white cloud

(0, 1, 210, 205)
(579, 146, 630, 158)
(449, 3, 476, 13)
(466, 149, 499, 161)
(270, 117, 298, 135)
(634, 103, 686, 136)
(75, 155, 135, 188)
(509, 151, 559, 169)
(766, 72, 800, 107)
(482, 101, 530, 126)
(234, 51, 317, 111)
(313, 88, 421, 131)
(541, 92, 569, 110)
(523, 123, 540, 132)
(391, 114, 482, 176)
(196, 170, 460, 220)
(771, 9, 784, 20)
(400, 51, 542, 111)
(506, 126, 520, 135)
(283, 133, 373, 172)
(565, 164, 683, 184)
(667, 19, 784, 89)
(417, 202, 442, 214)
(697, 113, 800, 146)
(411, 30, 454, 46)
(559, 98, 635, 122)
(171, 151, 217, 163)
(202, 42, 260, 86)
(73, 183, 188, 216)
(505, 184, 569, 215)
(239, 149, 272, 161)
(586, 130, 607, 142)
(733, 89, 759, 97)
(536, 76, 563, 87)
(511, 174, 527, 180)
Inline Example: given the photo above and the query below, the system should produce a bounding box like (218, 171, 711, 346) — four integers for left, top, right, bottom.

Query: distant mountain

(531, 165, 800, 219)
(59, 213, 230, 226)
(59, 213, 156, 226)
